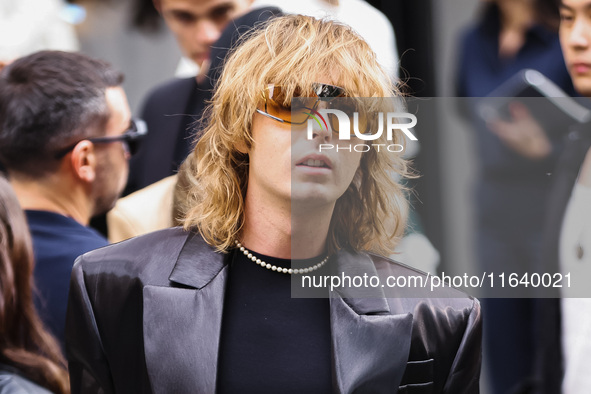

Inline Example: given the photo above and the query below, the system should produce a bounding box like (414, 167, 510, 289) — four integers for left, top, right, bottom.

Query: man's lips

(571, 62, 591, 74)
(192, 51, 210, 64)
(295, 154, 332, 169)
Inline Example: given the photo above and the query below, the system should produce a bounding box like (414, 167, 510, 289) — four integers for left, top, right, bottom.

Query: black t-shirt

(217, 249, 332, 393)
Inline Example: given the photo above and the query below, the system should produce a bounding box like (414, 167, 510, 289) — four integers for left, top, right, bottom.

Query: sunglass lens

(126, 119, 146, 156)
(264, 86, 289, 121)
(292, 97, 318, 124)
(126, 134, 143, 156)
(264, 86, 316, 124)
(312, 83, 346, 100)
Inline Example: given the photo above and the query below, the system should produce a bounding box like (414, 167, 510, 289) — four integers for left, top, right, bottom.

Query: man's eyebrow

(560, 2, 591, 11)
(167, 9, 195, 17)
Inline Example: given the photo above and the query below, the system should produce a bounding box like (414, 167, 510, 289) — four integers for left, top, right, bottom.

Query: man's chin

(93, 189, 124, 217)
(573, 79, 591, 98)
(291, 190, 337, 210)
(94, 200, 117, 217)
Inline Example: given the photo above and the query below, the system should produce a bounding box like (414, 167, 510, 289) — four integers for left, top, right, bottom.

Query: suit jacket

(534, 127, 591, 394)
(66, 227, 481, 394)
(126, 77, 200, 193)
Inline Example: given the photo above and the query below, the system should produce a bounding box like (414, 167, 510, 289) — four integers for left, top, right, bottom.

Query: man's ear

(70, 141, 97, 183)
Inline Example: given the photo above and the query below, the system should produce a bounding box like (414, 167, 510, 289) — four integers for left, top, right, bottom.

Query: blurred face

(560, 0, 591, 96)
(92, 87, 132, 215)
(247, 83, 363, 212)
(157, 0, 253, 68)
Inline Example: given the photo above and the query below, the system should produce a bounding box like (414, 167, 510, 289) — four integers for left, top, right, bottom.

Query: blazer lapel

(142, 233, 229, 394)
(329, 250, 413, 393)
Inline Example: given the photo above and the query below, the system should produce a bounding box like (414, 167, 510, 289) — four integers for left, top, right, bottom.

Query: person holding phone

(456, 0, 575, 392)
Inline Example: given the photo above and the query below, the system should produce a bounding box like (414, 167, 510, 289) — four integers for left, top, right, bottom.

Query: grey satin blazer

(66, 228, 481, 394)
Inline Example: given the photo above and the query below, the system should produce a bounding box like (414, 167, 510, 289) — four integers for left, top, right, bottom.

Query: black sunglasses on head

(54, 119, 147, 159)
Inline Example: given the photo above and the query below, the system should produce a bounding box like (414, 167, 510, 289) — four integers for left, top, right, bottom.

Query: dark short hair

(483, 0, 561, 31)
(0, 51, 124, 178)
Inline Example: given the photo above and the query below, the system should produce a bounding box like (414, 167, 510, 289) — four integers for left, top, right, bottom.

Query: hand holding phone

(486, 101, 552, 160)
(477, 69, 591, 139)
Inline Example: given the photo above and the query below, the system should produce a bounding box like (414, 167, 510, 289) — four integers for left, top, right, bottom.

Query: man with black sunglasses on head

(0, 50, 144, 348)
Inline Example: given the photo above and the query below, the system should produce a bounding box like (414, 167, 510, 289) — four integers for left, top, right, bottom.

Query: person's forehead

(159, 0, 247, 13)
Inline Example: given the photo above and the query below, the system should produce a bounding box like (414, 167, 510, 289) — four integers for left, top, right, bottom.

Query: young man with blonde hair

(67, 15, 481, 393)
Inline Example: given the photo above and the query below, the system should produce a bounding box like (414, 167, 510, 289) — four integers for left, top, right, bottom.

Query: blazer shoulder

(140, 77, 197, 115)
(74, 227, 193, 286)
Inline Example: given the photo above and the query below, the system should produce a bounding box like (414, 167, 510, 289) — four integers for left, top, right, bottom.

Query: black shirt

(217, 249, 332, 393)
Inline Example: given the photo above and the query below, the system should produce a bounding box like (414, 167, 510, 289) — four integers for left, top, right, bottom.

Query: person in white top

(549, 0, 591, 391)
(0, 0, 78, 65)
(254, 0, 399, 80)
(558, 148, 591, 392)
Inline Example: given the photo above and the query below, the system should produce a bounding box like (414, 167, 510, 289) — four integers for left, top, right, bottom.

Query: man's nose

(194, 18, 221, 46)
(569, 18, 591, 50)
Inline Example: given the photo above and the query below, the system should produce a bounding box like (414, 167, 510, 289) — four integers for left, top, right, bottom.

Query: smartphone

(477, 69, 591, 137)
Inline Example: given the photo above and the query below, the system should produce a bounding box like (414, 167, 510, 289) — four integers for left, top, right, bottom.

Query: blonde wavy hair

(184, 14, 410, 255)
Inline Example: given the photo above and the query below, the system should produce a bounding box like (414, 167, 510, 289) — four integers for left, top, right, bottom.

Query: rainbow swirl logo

(304, 106, 329, 131)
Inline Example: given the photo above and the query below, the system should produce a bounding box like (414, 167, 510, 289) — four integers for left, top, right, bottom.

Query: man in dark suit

(67, 15, 481, 393)
(127, 0, 275, 193)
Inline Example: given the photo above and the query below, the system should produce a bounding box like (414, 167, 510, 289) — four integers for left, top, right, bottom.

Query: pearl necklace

(235, 241, 329, 275)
